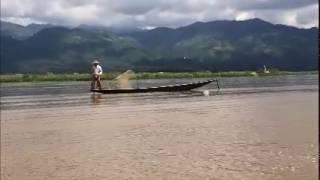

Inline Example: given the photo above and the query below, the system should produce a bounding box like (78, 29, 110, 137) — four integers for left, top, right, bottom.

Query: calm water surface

(0, 74, 318, 110)
(1, 74, 318, 180)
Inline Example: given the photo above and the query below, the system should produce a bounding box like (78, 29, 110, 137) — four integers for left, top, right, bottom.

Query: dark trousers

(91, 75, 102, 90)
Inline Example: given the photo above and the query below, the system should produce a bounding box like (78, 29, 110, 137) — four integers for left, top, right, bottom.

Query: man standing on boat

(91, 59, 103, 90)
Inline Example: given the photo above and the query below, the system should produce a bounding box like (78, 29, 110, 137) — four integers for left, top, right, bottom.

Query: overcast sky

(1, 0, 318, 28)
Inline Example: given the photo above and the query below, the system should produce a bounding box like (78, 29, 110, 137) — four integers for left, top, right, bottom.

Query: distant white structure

(183, 56, 191, 60)
(263, 65, 270, 74)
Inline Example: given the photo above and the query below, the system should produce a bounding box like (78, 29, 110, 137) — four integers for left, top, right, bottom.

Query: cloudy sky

(1, 0, 318, 29)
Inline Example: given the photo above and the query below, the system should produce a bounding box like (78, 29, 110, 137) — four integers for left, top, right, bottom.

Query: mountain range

(0, 19, 318, 73)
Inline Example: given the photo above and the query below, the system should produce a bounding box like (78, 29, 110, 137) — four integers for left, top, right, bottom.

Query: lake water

(1, 74, 318, 180)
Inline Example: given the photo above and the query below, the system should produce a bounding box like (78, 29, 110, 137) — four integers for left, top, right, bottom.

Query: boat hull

(91, 79, 217, 94)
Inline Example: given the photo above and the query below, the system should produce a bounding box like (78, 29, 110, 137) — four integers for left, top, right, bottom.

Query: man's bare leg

(96, 76, 102, 90)
(91, 75, 97, 90)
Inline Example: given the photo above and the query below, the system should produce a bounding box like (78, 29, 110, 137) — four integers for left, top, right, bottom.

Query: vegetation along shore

(0, 70, 317, 83)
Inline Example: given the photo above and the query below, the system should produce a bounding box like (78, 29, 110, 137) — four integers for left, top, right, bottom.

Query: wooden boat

(91, 79, 218, 94)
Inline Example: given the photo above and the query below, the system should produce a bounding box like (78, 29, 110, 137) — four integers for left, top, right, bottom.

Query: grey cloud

(296, 4, 319, 27)
(223, 0, 317, 10)
(1, 0, 318, 28)
(62, 0, 92, 7)
(108, 0, 162, 15)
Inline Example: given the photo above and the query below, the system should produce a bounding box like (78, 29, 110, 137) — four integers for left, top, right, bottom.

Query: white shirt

(92, 65, 103, 75)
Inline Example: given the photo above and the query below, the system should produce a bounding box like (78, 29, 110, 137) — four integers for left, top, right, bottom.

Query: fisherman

(91, 59, 103, 90)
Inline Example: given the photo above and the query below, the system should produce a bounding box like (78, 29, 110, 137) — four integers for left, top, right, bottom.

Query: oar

(216, 79, 220, 90)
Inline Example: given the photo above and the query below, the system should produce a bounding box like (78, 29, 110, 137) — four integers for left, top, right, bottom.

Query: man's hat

(92, 60, 100, 64)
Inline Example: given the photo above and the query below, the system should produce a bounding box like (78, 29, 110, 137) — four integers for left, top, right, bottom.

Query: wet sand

(1, 90, 318, 180)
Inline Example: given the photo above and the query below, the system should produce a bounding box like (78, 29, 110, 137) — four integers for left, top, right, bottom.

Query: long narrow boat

(91, 79, 218, 94)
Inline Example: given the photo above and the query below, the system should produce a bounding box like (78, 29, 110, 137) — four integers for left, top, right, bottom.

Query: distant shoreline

(0, 71, 318, 83)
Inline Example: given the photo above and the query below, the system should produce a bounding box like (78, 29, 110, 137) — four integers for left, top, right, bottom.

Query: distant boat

(91, 79, 218, 94)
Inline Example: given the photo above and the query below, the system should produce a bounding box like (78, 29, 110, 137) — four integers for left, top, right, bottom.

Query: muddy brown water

(1, 75, 318, 180)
